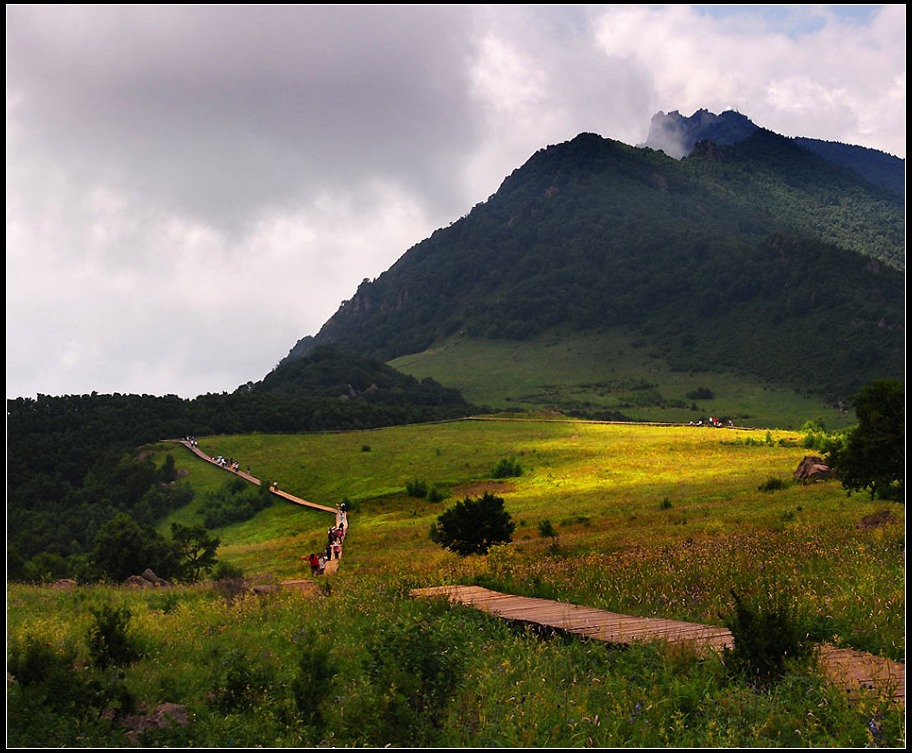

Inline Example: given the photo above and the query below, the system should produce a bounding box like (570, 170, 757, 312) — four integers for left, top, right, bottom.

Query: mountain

(640, 108, 761, 158)
(643, 108, 905, 196)
(278, 111, 904, 406)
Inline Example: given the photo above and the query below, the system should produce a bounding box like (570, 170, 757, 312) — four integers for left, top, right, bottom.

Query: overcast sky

(7, 4, 906, 400)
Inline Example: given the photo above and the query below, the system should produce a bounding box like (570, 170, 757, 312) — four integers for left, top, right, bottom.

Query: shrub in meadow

(722, 587, 817, 686)
(290, 631, 337, 729)
(360, 613, 467, 746)
(87, 603, 141, 669)
(7, 633, 135, 746)
(209, 647, 277, 714)
(492, 457, 523, 478)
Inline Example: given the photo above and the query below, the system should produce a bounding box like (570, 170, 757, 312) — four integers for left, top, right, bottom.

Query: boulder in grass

(794, 455, 834, 482)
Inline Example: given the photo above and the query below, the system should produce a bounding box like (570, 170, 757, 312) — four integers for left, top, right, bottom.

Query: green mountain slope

(252, 344, 470, 408)
(388, 329, 859, 430)
(281, 129, 904, 405)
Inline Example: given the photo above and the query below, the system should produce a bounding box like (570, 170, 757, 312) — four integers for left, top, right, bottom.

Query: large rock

(124, 569, 172, 588)
(794, 455, 835, 482)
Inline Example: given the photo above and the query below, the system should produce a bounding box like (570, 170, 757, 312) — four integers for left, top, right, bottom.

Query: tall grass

(7, 577, 904, 747)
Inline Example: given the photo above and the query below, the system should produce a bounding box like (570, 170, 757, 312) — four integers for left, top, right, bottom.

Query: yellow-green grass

(147, 418, 902, 660)
(389, 329, 856, 430)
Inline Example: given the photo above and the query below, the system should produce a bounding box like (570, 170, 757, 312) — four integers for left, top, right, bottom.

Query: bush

(8, 637, 91, 716)
(290, 632, 337, 729)
(407, 480, 446, 502)
(212, 560, 244, 581)
(361, 614, 467, 746)
(7, 633, 134, 739)
(538, 519, 557, 538)
(429, 492, 516, 556)
(427, 485, 446, 503)
(209, 648, 277, 714)
(87, 603, 140, 669)
(200, 479, 274, 528)
(492, 457, 523, 478)
(722, 588, 817, 686)
(406, 479, 428, 498)
(758, 476, 788, 493)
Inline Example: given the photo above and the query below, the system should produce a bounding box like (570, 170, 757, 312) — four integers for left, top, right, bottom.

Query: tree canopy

(827, 379, 904, 502)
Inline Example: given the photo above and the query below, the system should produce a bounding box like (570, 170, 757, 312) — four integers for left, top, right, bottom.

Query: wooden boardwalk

(172, 439, 347, 572)
(411, 585, 905, 707)
(173, 439, 340, 514)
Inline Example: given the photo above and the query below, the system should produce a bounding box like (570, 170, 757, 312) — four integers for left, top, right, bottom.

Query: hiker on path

(307, 552, 321, 575)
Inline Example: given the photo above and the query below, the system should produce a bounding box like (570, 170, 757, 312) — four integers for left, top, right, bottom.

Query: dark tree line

(7, 348, 477, 582)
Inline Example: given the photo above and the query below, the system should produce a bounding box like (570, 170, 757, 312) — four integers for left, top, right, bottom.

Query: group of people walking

(184, 436, 347, 577)
(305, 507, 348, 576)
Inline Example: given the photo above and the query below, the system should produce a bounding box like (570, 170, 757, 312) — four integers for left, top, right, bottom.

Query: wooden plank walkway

(411, 585, 904, 707)
(171, 439, 348, 573)
(172, 439, 340, 514)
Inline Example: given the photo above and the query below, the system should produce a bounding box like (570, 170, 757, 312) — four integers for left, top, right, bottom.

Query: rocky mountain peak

(640, 108, 759, 158)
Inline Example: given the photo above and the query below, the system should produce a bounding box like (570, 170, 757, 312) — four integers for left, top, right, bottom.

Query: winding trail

(171, 439, 346, 573)
(171, 437, 903, 708)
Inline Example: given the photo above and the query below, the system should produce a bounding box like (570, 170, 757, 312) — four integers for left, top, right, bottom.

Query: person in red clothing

(307, 552, 320, 574)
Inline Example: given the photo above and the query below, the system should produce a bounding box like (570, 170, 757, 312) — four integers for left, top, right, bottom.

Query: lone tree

(429, 492, 516, 556)
(826, 379, 904, 502)
(171, 522, 220, 583)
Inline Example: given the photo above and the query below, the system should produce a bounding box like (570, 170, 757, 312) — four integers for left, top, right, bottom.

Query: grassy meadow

(7, 417, 905, 747)
(389, 329, 858, 430)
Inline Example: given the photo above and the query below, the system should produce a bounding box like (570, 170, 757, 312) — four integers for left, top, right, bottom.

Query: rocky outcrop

(124, 569, 172, 588)
(122, 702, 189, 744)
(794, 455, 835, 482)
(640, 108, 759, 159)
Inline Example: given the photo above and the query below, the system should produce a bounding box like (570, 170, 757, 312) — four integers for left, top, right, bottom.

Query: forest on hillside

(285, 132, 904, 403)
(6, 349, 474, 580)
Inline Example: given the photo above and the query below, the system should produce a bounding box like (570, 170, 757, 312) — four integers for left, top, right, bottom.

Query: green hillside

(7, 114, 904, 747)
(389, 328, 858, 430)
(283, 130, 904, 406)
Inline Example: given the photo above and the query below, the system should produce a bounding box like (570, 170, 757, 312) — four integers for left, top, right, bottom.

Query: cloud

(6, 5, 905, 399)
